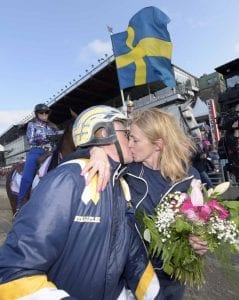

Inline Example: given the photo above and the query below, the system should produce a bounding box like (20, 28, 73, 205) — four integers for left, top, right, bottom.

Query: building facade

(198, 71, 226, 109)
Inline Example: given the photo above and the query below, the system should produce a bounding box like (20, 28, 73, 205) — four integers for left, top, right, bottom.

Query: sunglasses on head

(38, 111, 50, 115)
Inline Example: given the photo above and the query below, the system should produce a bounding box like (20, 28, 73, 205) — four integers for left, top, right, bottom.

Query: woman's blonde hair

(131, 107, 196, 183)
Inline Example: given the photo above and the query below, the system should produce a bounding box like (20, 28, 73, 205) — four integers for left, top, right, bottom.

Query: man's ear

(101, 128, 108, 138)
(154, 138, 164, 151)
(95, 127, 107, 138)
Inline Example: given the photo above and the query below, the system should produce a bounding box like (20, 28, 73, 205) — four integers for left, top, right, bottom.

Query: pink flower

(181, 199, 193, 210)
(179, 182, 229, 223)
(208, 200, 229, 219)
(180, 199, 213, 222)
(181, 199, 229, 222)
(180, 199, 200, 221)
(197, 204, 212, 221)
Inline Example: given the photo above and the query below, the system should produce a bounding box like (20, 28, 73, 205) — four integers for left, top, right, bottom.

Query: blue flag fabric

(111, 6, 176, 90)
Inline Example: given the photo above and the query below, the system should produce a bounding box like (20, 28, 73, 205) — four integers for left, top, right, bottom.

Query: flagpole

(120, 89, 127, 114)
(147, 84, 152, 101)
(107, 25, 127, 114)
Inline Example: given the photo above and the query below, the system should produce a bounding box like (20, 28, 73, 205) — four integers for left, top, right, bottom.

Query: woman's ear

(154, 138, 164, 151)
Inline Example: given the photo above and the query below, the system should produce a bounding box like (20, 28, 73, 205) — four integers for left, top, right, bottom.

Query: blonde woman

(81, 107, 208, 300)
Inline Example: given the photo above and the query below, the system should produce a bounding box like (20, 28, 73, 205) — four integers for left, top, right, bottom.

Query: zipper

(103, 166, 126, 298)
(160, 175, 194, 202)
(112, 164, 127, 186)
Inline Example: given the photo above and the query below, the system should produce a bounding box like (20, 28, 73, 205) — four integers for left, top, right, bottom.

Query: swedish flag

(111, 6, 176, 90)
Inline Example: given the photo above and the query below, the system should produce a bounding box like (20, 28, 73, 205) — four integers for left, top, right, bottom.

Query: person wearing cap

(16, 103, 58, 213)
(0, 105, 161, 300)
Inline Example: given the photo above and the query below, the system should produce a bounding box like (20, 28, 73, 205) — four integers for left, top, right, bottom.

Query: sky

(1, 0, 239, 135)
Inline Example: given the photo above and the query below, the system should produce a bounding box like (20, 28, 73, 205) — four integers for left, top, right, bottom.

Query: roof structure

(192, 97, 209, 118)
(48, 56, 165, 125)
(0, 55, 165, 144)
(49, 56, 121, 125)
(215, 58, 239, 77)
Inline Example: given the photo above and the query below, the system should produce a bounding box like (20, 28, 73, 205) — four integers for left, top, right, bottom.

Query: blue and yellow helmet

(72, 105, 127, 148)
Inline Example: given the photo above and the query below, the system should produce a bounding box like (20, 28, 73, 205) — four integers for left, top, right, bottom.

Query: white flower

(190, 179, 204, 206)
(208, 182, 230, 197)
(207, 188, 214, 197)
(209, 216, 239, 244)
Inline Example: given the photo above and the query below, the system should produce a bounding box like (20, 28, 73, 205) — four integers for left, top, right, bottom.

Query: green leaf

(175, 218, 191, 233)
(223, 201, 239, 210)
(164, 262, 174, 275)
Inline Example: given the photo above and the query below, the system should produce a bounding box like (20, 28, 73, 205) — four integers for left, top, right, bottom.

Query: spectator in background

(207, 144, 220, 172)
(201, 121, 212, 143)
(218, 104, 239, 182)
(192, 146, 215, 189)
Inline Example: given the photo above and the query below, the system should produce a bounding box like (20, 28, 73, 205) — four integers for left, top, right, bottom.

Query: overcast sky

(1, 0, 239, 135)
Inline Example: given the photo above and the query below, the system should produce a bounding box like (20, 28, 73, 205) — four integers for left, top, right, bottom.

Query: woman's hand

(189, 234, 208, 256)
(81, 147, 111, 191)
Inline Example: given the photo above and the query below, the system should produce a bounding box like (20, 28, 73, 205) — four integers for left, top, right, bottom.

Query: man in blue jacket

(0, 105, 160, 300)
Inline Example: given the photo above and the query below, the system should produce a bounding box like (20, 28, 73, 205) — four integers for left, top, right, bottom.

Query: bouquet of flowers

(143, 180, 239, 287)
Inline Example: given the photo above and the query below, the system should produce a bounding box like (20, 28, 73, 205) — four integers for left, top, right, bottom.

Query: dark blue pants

(17, 147, 46, 209)
(199, 171, 213, 189)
